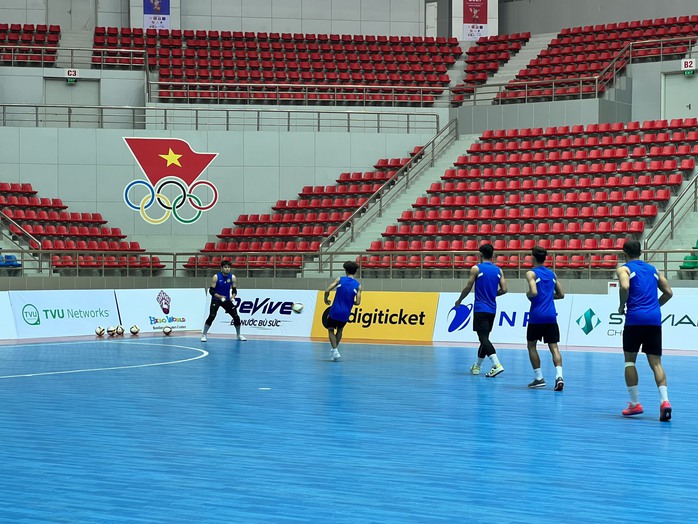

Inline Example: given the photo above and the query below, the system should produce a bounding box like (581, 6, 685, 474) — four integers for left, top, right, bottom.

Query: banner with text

(311, 291, 439, 342)
(0, 292, 18, 340)
(463, 0, 488, 40)
(9, 290, 120, 338)
(205, 289, 318, 337)
(144, 0, 170, 30)
(115, 288, 206, 334)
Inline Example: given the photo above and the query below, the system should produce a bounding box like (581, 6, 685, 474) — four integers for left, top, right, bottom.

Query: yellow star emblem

(159, 148, 182, 167)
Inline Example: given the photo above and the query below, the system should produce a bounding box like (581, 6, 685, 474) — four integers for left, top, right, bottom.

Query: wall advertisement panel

(463, 0, 488, 39)
(143, 0, 170, 29)
(311, 291, 440, 342)
(205, 290, 318, 337)
(9, 290, 119, 339)
(115, 288, 207, 333)
(0, 292, 18, 340)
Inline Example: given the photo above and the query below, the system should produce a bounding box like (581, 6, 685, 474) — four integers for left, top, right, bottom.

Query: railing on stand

(314, 118, 459, 273)
(644, 173, 698, 255)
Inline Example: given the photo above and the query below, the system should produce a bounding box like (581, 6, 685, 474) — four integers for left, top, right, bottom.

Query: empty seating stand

(0, 23, 60, 66)
(495, 15, 698, 103)
(362, 119, 698, 275)
(186, 147, 423, 273)
(95, 28, 462, 105)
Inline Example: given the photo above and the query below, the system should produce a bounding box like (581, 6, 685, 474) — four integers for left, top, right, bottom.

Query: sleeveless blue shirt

(528, 265, 558, 324)
(624, 259, 661, 326)
(473, 262, 501, 314)
(329, 276, 360, 322)
(213, 271, 234, 299)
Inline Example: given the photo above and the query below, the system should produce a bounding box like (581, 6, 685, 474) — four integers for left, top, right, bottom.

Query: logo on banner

(22, 304, 40, 325)
(447, 304, 473, 332)
(157, 290, 171, 313)
(576, 308, 602, 335)
(123, 137, 218, 225)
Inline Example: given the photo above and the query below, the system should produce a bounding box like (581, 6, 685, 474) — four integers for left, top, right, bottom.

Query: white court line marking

(0, 341, 209, 380)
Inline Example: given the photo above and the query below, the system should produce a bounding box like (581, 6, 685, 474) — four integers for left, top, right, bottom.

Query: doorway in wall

(48, 0, 96, 32)
(425, 1, 438, 38)
(663, 72, 698, 120)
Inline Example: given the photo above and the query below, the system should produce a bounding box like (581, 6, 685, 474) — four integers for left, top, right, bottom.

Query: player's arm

(497, 273, 508, 296)
(658, 273, 673, 306)
(525, 270, 538, 298)
(230, 275, 238, 300)
(455, 265, 478, 306)
(617, 266, 630, 314)
(553, 280, 564, 300)
(209, 275, 225, 301)
(324, 278, 340, 305)
(354, 285, 362, 306)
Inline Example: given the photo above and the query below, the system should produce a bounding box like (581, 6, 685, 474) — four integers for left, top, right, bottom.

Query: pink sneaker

(622, 402, 644, 417)
(659, 401, 672, 422)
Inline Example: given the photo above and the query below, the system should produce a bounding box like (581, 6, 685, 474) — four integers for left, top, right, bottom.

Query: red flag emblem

(123, 137, 217, 187)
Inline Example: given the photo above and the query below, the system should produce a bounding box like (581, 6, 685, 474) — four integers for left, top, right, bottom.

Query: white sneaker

(330, 348, 341, 361)
(200, 335, 207, 342)
(237, 335, 247, 341)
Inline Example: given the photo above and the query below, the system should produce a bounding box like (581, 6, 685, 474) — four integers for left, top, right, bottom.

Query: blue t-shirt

(528, 265, 558, 324)
(329, 276, 360, 322)
(213, 271, 234, 299)
(473, 261, 501, 314)
(624, 259, 661, 326)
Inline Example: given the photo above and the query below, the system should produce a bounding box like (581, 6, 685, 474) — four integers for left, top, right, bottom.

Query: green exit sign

(685, 70, 695, 76)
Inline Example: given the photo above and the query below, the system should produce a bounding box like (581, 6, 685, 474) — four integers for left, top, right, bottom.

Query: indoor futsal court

(1, 334, 695, 523)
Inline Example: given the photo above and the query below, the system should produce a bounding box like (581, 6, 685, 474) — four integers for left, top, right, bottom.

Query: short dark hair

(622, 239, 642, 258)
(343, 260, 359, 275)
(532, 246, 547, 263)
(478, 243, 494, 259)
(221, 259, 232, 268)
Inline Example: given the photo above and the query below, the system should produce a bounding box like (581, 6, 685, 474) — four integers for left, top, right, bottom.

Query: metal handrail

(316, 118, 459, 266)
(644, 172, 698, 252)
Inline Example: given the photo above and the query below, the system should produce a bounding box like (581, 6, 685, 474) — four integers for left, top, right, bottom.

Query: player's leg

(526, 324, 545, 387)
(223, 301, 246, 340)
(621, 326, 643, 416)
(480, 315, 503, 377)
(201, 300, 221, 341)
(328, 327, 339, 349)
(645, 326, 671, 421)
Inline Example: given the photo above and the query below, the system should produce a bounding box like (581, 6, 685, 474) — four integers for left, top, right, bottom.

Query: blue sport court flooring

(0, 334, 696, 523)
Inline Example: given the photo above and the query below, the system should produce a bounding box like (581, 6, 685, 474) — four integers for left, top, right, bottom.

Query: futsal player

(200, 259, 246, 342)
(616, 239, 673, 421)
(323, 260, 362, 361)
(525, 246, 565, 390)
(455, 243, 508, 377)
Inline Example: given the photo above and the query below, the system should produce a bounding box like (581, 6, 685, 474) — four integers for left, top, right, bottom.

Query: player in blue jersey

(455, 243, 508, 377)
(323, 260, 362, 361)
(200, 259, 246, 342)
(525, 246, 565, 390)
(617, 239, 673, 421)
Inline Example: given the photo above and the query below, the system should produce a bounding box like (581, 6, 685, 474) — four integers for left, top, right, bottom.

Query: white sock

(534, 368, 543, 380)
(555, 366, 563, 379)
(658, 385, 669, 403)
(490, 354, 501, 367)
(476, 357, 484, 366)
(628, 385, 640, 405)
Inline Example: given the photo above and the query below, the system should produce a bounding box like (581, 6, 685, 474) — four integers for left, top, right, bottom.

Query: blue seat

(0, 254, 21, 268)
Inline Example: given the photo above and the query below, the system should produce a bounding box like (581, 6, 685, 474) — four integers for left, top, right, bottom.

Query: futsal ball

(95, 326, 105, 337)
(162, 326, 173, 336)
(106, 326, 117, 337)
(130, 325, 140, 335)
(291, 302, 304, 314)
(115, 325, 125, 336)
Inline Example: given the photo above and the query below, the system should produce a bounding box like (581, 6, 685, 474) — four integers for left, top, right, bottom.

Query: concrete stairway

(475, 32, 558, 104)
(55, 30, 95, 69)
(306, 134, 481, 277)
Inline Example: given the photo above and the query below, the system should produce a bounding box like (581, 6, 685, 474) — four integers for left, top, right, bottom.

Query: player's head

(221, 259, 232, 273)
(478, 243, 494, 260)
(622, 239, 642, 259)
(343, 260, 359, 275)
(532, 246, 547, 265)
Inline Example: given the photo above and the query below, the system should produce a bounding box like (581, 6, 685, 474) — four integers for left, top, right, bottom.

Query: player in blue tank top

(200, 259, 246, 342)
(323, 260, 362, 361)
(455, 243, 508, 377)
(525, 246, 565, 391)
(617, 239, 673, 421)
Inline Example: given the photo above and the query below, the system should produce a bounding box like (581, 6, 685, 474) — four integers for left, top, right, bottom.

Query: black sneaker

(554, 377, 565, 391)
(528, 378, 546, 388)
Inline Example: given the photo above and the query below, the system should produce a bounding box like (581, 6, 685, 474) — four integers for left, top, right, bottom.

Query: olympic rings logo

(124, 178, 218, 225)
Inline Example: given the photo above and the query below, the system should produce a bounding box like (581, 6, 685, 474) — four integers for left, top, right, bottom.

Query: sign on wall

(9, 290, 120, 339)
(144, 0, 170, 30)
(115, 288, 207, 334)
(205, 290, 318, 338)
(123, 137, 219, 226)
(463, 0, 488, 39)
(311, 291, 440, 342)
